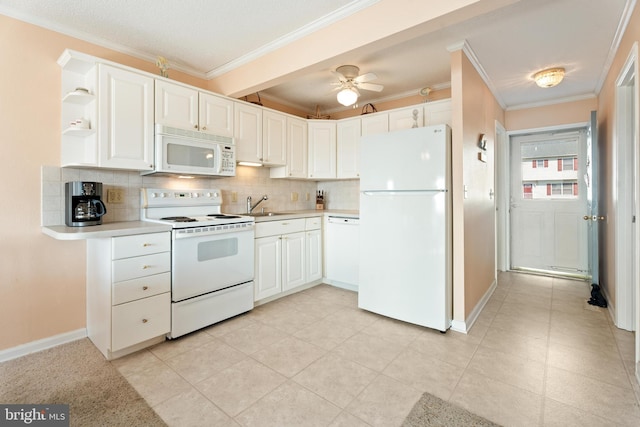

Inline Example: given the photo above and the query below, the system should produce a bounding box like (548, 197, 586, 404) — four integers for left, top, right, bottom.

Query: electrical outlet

(107, 189, 124, 204)
(291, 192, 298, 202)
(231, 191, 238, 202)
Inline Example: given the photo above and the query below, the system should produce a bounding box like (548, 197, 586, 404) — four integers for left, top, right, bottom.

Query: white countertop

(42, 221, 172, 240)
(42, 210, 359, 239)
(251, 209, 359, 222)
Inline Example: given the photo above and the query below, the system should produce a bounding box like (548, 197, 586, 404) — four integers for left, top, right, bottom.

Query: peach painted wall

(0, 14, 217, 351)
(451, 49, 505, 321)
(505, 97, 597, 131)
(594, 3, 640, 313)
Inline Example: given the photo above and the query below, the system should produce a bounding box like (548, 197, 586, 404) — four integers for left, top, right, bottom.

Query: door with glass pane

(510, 130, 589, 277)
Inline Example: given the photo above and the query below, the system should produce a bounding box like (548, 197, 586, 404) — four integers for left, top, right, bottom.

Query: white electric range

(141, 188, 255, 338)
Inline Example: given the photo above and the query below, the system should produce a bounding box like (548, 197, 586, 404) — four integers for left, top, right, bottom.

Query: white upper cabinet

(336, 117, 361, 179)
(155, 80, 233, 136)
(361, 113, 389, 136)
(424, 99, 452, 127)
(262, 110, 287, 166)
(389, 106, 424, 131)
(155, 80, 198, 130)
(58, 49, 154, 171)
(198, 92, 234, 137)
(271, 116, 307, 178)
(98, 64, 154, 170)
(308, 120, 337, 179)
(234, 102, 263, 164)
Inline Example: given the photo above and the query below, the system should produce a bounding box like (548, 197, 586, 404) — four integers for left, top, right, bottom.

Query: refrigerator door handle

(362, 190, 447, 196)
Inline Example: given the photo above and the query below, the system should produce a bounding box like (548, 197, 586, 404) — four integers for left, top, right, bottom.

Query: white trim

(450, 279, 498, 334)
(495, 120, 509, 272)
(614, 42, 638, 331)
(205, 0, 380, 79)
(0, 0, 380, 81)
(595, 0, 638, 94)
(260, 81, 452, 117)
(447, 40, 506, 110)
(0, 328, 87, 363)
(506, 93, 597, 112)
(322, 278, 358, 292)
(600, 281, 617, 325)
(506, 122, 589, 138)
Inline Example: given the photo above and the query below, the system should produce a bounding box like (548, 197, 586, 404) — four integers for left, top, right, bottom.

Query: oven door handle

(173, 224, 254, 239)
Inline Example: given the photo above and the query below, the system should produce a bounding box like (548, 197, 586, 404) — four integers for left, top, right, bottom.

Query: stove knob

(213, 192, 219, 198)
(160, 193, 167, 198)
(206, 192, 212, 197)
(151, 193, 157, 198)
(193, 193, 200, 198)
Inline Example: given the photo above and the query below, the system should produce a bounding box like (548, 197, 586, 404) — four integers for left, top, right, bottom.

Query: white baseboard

(323, 278, 358, 292)
(599, 283, 617, 326)
(450, 278, 498, 334)
(0, 328, 87, 363)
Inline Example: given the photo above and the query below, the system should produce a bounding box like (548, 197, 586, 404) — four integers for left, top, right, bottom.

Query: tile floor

(112, 272, 640, 426)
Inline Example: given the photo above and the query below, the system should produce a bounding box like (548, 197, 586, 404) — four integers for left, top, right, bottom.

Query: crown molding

(259, 80, 451, 117)
(447, 39, 506, 110)
(0, 0, 380, 81)
(506, 93, 597, 111)
(595, 0, 638, 94)
(205, 0, 380, 79)
(0, 5, 208, 79)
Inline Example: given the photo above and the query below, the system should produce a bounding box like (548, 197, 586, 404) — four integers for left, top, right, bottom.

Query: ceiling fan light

(337, 88, 358, 106)
(533, 67, 565, 88)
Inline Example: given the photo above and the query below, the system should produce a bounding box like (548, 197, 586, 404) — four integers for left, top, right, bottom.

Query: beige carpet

(0, 338, 166, 427)
(403, 392, 501, 426)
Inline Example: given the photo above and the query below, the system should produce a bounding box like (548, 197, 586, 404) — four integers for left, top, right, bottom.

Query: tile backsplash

(41, 165, 359, 226)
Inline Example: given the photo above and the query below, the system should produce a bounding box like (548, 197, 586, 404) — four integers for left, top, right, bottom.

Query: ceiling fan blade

(331, 70, 347, 82)
(358, 82, 384, 92)
(354, 72, 377, 83)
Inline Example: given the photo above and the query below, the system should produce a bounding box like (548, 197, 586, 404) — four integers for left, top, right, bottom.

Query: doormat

(0, 338, 166, 426)
(402, 392, 501, 426)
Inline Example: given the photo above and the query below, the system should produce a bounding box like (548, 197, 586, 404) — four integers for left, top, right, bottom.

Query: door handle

(583, 215, 605, 221)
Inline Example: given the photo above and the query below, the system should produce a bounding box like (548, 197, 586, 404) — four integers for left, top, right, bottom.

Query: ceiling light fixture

(533, 67, 565, 88)
(337, 87, 358, 106)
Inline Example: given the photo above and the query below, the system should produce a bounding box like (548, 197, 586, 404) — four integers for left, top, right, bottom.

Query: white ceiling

(0, 0, 633, 114)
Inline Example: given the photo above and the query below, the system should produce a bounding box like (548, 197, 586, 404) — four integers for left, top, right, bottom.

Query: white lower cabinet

(254, 217, 322, 302)
(305, 217, 323, 283)
(87, 232, 171, 359)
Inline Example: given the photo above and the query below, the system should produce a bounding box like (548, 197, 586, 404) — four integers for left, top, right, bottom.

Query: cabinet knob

(142, 286, 149, 291)
(194, 124, 198, 129)
(142, 318, 148, 324)
(143, 243, 151, 247)
(202, 126, 207, 131)
(142, 265, 150, 269)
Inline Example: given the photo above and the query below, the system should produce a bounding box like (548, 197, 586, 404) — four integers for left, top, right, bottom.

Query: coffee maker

(65, 181, 107, 226)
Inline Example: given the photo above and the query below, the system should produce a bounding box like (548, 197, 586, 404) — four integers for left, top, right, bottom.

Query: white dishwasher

(325, 216, 359, 290)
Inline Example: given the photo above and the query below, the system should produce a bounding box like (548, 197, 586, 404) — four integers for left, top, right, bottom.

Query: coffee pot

(65, 181, 107, 226)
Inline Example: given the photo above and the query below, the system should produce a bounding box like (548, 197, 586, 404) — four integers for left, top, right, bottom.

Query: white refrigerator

(358, 124, 452, 332)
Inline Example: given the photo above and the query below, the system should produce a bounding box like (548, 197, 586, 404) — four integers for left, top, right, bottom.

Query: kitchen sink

(248, 212, 291, 217)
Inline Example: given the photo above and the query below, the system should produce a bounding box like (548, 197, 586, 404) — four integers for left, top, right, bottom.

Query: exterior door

(510, 130, 589, 277)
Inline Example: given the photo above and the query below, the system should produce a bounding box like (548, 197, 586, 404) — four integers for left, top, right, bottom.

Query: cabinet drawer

(112, 272, 171, 305)
(112, 232, 170, 260)
(305, 217, 322, 230)
(112, 292, 170, 352)
(112, 252, 170, 283)
(255, 218, 305, 238)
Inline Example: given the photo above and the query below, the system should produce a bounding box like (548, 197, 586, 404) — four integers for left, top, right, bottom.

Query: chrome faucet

(247, 195, 268, 213)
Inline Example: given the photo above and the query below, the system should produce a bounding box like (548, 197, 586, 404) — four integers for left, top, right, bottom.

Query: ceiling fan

(332, 65, 383, 106)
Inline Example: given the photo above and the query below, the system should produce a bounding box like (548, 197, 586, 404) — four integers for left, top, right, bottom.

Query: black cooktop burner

(207, 214, 242, 219)
(161, 216, 197, 222)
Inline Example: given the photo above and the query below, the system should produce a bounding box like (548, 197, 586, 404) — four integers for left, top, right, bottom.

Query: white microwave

(142, 125, 236, 177)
